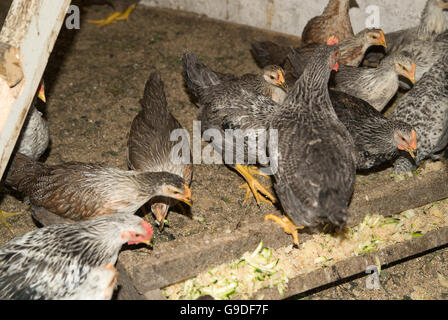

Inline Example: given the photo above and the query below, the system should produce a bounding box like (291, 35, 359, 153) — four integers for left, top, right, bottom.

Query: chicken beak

(276, 71, 288, 91)
(378, 30, 387, 48)
(406, 63, 416, 84)
(179, 184, 193, 207)
(37, 82, 46, 103)
(407, 149, 416, 159)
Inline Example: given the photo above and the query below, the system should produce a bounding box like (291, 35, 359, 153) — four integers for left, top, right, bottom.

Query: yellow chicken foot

(265, 214, 304, 246)
(0, 210, 23, 233)
(234, 164, 276, 205)
(88, 4, 136, 27)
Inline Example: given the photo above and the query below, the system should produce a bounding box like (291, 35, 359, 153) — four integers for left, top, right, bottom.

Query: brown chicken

(301, 0, 358, 46)
(4, 153, 192, 225)
(127, 71, 193, 229)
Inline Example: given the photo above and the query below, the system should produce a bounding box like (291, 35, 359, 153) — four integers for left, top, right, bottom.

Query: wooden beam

(0, 0, 71, 179)
(117, 164, 448, 297)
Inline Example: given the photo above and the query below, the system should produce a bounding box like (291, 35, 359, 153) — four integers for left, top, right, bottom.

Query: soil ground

(0, 2, 446, 300)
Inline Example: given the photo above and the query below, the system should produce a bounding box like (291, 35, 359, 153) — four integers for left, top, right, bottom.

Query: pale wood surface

(0, 0, 71, 179)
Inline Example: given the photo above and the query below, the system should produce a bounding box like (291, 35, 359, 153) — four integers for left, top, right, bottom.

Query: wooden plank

(255, 226, 448, 300)
(118, 165, 448, 297)
(0, 0, 71, 179)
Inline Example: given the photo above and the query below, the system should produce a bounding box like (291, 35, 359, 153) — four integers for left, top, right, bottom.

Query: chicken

(301, 0, 357, 46)
(15, 82, 49, 161)
(0, 214, 152, 299)
(182, 51, 282, 205)
(127, 71, 193, 229)
(4, 153, 192, 223)
(391, 51, 448, 174)
(392, 30, 448, 87)
(266, 37, 356, 245)
(0, 82, 48, 232)
(286, 49, 418, 169)
(85, 0, 137, 27)
(332, 53, 416, 112)
(330, 91, 417, 170)
(252, 28, 387, 86)
(385, 0, 448, 55)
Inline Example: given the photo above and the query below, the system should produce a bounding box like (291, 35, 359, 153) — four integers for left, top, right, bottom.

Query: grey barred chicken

(332, 53, 416, 111)
(330, 91, 417, 170)
(191, 62, 288, 105)
(127, 71, 193, 229)
(253, 29, 387, 87)
(0, 214, 152, 300)
(301, 0, 357, 46)
(287, 50, 418, 170)
(391, 51, 448, 174)
(385, 0, 448, 55)
(182, 51, 282, 205)
(265, 38, 356, 246)
(4, 153, 192, 224)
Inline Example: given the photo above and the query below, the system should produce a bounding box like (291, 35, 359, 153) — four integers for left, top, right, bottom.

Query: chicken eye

(270, 75, 275, 80)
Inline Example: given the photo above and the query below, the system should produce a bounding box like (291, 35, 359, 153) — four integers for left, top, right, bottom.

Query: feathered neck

(419, 0, 448, 35)
(284, 58, 334, 116)
(323, 0, 350, 16)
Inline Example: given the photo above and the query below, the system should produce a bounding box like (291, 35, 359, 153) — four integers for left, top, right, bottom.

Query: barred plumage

(0, 214, 151, 299)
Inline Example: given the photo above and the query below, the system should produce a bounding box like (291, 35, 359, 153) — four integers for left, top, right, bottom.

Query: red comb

(327, 36, 339, 46)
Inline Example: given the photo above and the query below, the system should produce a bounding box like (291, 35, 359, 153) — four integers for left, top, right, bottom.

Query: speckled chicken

(330, 91, 418, 170)
(266, 38, 357, 245)
(391, 51, 448, 174)
(0, 214, 152, 299)
(4, 153, 192, 223)
(127, 71, 193, 229)
(182, 51, 283, 205)
(252, 28, 387, 86)
(332, 53, 416, 111)
(385, 0, 448, 55)
(392, 30, 448, 86)
(301, 0, 357, 46)
(84, 0, 137, 27)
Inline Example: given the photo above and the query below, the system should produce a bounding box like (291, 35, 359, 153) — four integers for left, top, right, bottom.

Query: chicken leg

(0, 210, 22, 233)
(265, 214, 304, 246)
(88, 3, 136, 27)
(234, 165, 276, 205)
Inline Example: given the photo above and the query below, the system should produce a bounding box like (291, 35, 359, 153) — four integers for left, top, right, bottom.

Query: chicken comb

(326, 36, 339, 46)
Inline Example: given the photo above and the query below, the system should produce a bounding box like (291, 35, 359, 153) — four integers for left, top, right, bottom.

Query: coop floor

(0, 2, 447, 300)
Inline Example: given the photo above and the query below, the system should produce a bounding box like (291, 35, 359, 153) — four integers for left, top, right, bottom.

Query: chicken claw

(0, 210, 23, 233)
(88, 4, 136, 27)
(265, 214, 304, 246)
(234, 164, 276, 205)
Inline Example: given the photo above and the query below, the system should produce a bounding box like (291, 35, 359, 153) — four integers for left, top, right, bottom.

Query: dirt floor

(0, 2, 447, 300)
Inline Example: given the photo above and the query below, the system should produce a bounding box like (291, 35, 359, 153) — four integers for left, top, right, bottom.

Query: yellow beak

(37, 82, 46, 103)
